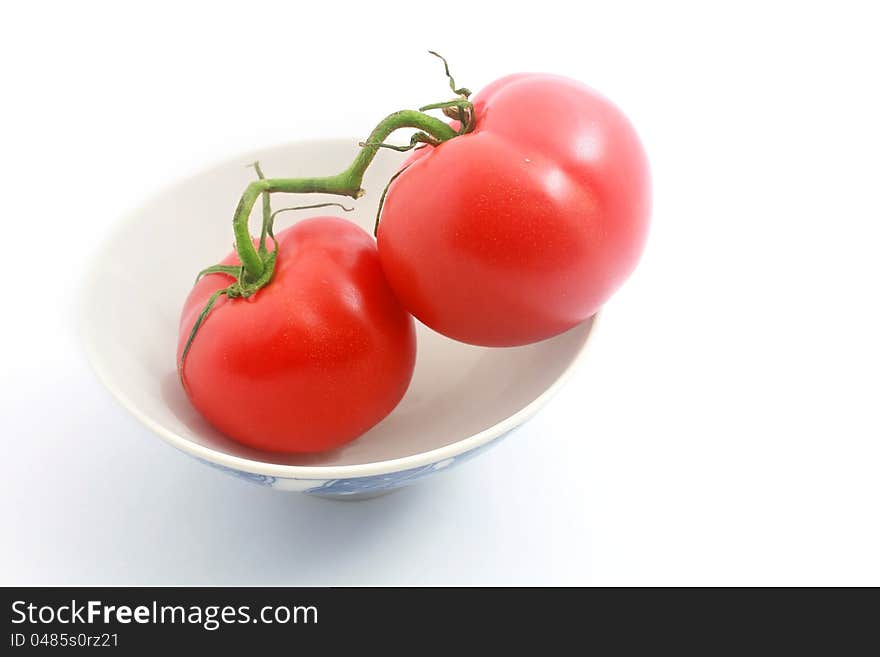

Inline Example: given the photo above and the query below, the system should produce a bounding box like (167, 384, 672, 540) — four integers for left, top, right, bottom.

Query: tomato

(376, 74, 651, 346)
(177, 217, 416, 453)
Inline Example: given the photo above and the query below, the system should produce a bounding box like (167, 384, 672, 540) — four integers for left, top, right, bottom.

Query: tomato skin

(377, 74, 651, 346)
(177, 217, 416, 453)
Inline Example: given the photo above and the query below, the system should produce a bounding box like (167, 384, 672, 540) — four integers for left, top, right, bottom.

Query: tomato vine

(179, 53, 475, 375)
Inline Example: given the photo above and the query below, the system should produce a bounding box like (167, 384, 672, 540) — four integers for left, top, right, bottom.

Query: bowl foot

(309, 488, 402, 502)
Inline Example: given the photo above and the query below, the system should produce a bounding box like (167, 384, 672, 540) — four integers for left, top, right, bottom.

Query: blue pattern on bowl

(304, 432, 511, 495)
(192, 427, 516, 496)
(195, 458, 278, 486)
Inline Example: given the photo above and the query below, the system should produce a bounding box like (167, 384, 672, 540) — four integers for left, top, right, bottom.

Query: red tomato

(377, 74, 651, 346)
(177, 217, 416, 453)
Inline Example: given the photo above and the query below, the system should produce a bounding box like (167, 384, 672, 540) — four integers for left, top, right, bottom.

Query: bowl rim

(77, 137, 599, 481)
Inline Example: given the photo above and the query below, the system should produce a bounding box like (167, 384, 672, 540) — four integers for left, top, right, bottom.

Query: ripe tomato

(177, 217, 416, 453)
(377, 74, 651, 346)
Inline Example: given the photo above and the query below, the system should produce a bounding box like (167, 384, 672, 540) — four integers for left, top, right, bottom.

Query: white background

(2, 1, 878, 585)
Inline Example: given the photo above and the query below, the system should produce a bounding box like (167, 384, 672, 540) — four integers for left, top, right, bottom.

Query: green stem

(249, 162, 271, 256)
(232, 109, 457, 280)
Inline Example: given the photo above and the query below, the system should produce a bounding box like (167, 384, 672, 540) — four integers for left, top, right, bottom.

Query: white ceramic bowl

(79, 138, 596, 498)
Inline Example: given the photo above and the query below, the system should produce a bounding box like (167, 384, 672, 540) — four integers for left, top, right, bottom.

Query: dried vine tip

(427, 50, 471, 98)
(360, 132, 437, 153)
(269, 202, 356, 222)
(373, 164, 412, 236)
